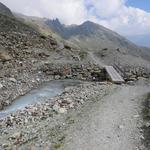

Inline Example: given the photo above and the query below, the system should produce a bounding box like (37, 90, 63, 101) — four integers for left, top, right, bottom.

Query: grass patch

(66, 116, 75, 124)
(53, 143, 62, 149)
(142, 93, 150, 120)
(142, 93, 150, 150)
(79, 51, 87, 60)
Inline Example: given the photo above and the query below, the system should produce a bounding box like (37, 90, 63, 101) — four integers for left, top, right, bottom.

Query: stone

(52, 103, 60, 112)
(52, 103, 67, 113)
(9, 78, 17, 83)
(129, 77, 137, 81)
(54, 75, 61, 80)
(145, 122, 150, 127)
(69, 102, 74, 108)
(133, 114, 140, 118)
(10, 132, 22, 140)
(0, 83, 3, 89)
(140, 135, 145, 140)
(118, 125, 124, 129)
(0, 52, 11, 61)
(62, 98, 72, 104)
(127, 81, 134, 85)
(58, 107, 67, 114)
(26, 146, 37, 150)
(2, 143, 11, 149)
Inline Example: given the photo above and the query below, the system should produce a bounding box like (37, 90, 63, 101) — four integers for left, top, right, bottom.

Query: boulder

(58, 107, 67, 114)
(0, 52, 11, 61)
(10, 132, 22, 140)
(9, 78, 17, 83)
(0, 83, 3, 89)
(52, 103, 60, 112)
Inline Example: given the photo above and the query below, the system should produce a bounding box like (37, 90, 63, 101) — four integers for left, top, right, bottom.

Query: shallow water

(0, 80, 81, 118)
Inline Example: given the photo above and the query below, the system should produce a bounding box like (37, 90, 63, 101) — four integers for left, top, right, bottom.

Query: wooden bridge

(104, 66, 124, 83)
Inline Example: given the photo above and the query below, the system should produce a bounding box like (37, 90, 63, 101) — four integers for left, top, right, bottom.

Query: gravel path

(62, 86, 150, 150)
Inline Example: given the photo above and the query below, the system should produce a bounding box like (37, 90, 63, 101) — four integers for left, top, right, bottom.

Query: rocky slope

(0, 11, 93, 110)
(14, 15, 150, 66)
(0, 2, 13, 17)
(46, 19, 150, 60)
(46, 19, 150, 76)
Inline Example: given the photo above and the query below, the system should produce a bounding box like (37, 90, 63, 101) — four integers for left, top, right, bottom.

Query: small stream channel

(0, 80, 82, 118)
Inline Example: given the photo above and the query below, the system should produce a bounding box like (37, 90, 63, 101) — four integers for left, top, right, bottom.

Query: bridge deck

(105, 66, 124, 83)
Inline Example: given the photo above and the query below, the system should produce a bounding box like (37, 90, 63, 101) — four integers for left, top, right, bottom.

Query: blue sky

(87, 0, 150, 10)
(126, 0, 150, 12)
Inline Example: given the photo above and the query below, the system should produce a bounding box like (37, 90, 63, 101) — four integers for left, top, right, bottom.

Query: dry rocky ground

(0, 82, 115, 149)
(0, 12, 150, 150)
(0, 80, 150, 150)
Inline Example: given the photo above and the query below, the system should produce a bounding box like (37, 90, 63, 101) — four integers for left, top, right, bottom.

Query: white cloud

(0, 0, 150, 36)
(0, 0, 88, 24)
(98, 6, 150, 35)
(86, 0, 126, 18)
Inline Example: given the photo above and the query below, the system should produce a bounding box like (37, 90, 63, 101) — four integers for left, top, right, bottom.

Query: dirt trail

(62, 85, 150, 150)
(89, 52, 105, 67)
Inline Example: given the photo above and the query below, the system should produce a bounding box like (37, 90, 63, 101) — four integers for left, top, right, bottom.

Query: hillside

(0, 10, 91, 110)
(12, 14, 150, 72)
(0, 2, 13, 16)
(46, 19, 150, 61)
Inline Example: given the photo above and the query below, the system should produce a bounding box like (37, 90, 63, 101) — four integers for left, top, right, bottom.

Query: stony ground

(62, 85, 150, 150)
(0, 81, 150, 150)
(0, 82, 116, 149)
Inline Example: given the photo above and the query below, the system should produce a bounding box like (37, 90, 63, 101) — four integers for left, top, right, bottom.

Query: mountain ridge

(46, 19, 150, 62)
(0, 2, 13, 17)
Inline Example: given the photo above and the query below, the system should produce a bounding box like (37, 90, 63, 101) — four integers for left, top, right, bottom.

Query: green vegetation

(79, 51, 88, 60)
(53, 143, 62, 149)
(66, 116, 75, 124)
(142, 93, 150, 120)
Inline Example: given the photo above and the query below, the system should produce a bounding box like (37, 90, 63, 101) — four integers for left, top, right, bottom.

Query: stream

(0, 80, 82, 118)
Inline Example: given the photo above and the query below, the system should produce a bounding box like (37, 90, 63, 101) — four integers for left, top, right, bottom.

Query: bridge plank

(105, 66, 124, 83)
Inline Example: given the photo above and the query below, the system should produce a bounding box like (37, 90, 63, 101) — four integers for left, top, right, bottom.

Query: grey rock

(9, 78, 17, 83)
(0, 83, 3, 89)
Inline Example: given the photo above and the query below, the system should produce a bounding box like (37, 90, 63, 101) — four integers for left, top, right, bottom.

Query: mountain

(0, 2, 149, 74)
(127, 34, 150, 48)
(46, 19, 150, 62)
(0, 2, 13, 17)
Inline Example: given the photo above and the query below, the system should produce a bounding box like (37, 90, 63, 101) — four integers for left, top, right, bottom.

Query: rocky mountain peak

(81, 20, 97, 27)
